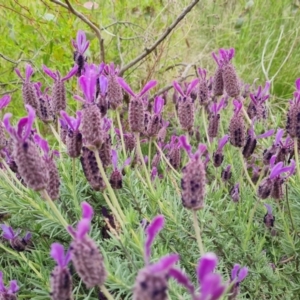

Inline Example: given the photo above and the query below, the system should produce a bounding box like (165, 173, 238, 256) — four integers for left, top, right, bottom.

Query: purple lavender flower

(197, 68, 210, 105)
(133, 215, 179, 300)
(213, 135, 229, 167)
(248, 81, 270, 120)
(173, 79, 199, 131)
(3, 105, 49, 191)
(67, 202, 107, 288)
(0, 271, 19, 299)
(0, 224, 31, 252)
(15, 64, 39, 111)
(208, 97, 225, 139)
(50, 243, 73, 300)
(147, 96, 164, 137)
(264, 204, 275, 229)
(221, 165, 232, 182)
(72, 30, 90, 76)
(43, 65, 78, 114)
(230, 183, 240, 202)
(228, 264, 248, 300)
(118, 78, 157, 133)
(166, 135, 182, 170)
(34, 82, 54, 123)
(212, 50, 225, 96)
(96, 74, 109, 116)
(0, 95, 12, 150)
(229, 99, 245, 148)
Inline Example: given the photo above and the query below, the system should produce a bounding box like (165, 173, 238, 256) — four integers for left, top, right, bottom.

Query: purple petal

(73, 95, 86, 103)
(15, 68, 24, 81)
(0, 272, 5, 293)
(186, 78, 199, 96)
(60, 111, 75, 131)
(25, 64, 33, 82)
(34, 134, 50, 157)
(23, 231, 32, 242)
(17, 117, 29, 139)
(144, 215, 165, 264)
(76, 30, 90, 54)
(296, 78, 300, 91)
(81, 202, 94, 220)
(76, 219, 91, 239)
(65, 248, 72, 265)
(233, 99, 242, 114)
(99, 62, 105, 74)
(249, 93, 257, 105)
(231, 264, 240, 280)
(139, 80, 157, 97)
(8, 280, 19, 294)
(196, 252, 218, 284)
(162, 120, 169, 128)
(269, 162, 284, 179)
(67, 225, 76, 238)
(23, 105, 35, 141)
(173, 81, 184, 97)
(265, 205, 273, 215)
(169, 268, 195, 295)
(79, 75, 95, 103)
(275, 128, 284, 145)
(75, 111, 82, 130)
(112, 149, 118, 170)
(50, 243, 65, 267)
(148, 253, 179, 273)
(212, 52, 221, 67)
(200, 273, 224, 300)
(195, 144, 207, 159)
(237, 267, 248, 282)
(179, 135, 192, 157)
(99, 74, 108, 95)
(62, 65, 78, 82)
(42, 65, 57, 81)
(217, 135, 229, 151)
(257, 129, 274, 139)
(0, 224, 15, 240)
(102, 117, 112, 132)
(122, 157, 131, 169)
(3, 113, 17, 139)
(117, 77, 135, 97)
(0, 95, 12, 110)
(154, 96, 164, 114)
(210, 102, 218, 115)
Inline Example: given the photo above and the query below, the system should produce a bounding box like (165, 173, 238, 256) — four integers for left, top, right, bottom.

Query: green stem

(116, 110, 127, 159)
(148, 137, 152, 172)
(239, 150, 256, 191)
(72, 158, 80, 212)
(41, 189, 68, 228)
(285, 184, 295, 233)
(135, 133, 155, 195)
(202, 107, 210, 146)
(192, 210, 204, 255)
(100, 285, 114, 300)
(94, 150, 126, 222)
(153, 141, 181, 178)
(294, 138, 300, 182)
(103, 192, 124, 229)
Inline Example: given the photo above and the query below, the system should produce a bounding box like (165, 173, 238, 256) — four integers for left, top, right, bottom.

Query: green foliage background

(1, 0, 300, 299)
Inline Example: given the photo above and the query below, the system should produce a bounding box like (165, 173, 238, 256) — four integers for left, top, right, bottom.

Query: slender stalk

(100, 285, 114, 300)
(116, 110, 127, 159)
(202, 107, 210, 146)
(94, 150, 126, 222)
(285, 184, 295, 233)
(41, 189, 68, 228)
(134, 133, 155, 194)
(239, 150, 256, 191)
(294, 138, 300, 182)
(192, 210, 204, 255)
(153, 141, 181, 178)
(255, 166, 266, 190)
(241, 106, 252, 125)
(148, 137, 152, 172)
(103, 192, 124, 229)
(72, 158, 80, 212)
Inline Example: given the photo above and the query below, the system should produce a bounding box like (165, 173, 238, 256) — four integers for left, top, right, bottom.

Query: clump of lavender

(34, 134, 60, 200)
(248, 81, 270, 121)
(286, 78, 300, 139)
(173, 79, 199, 132)
(49, 243, 73, 300)
(133, 215, 179, 300)
(105, 62, 123, 110)
(228, 264, 248, 300)
(118, 78, 157, 133)
(0, 271, 19, 300)
(197, 68, 210, 105)
(68, 202, 107, 288)
(43, 65, 77, 115)
(0, 224, 31, 252)
(109, 149, 130, 189)
(60, 111, 82, 158)
(3, 105, 49, 191)
(208, 97, 225, 139)
(229, 100, 245, 148)
(220, 48, 240, 98)
(34, 82, 54, 123)
(72, 30, 89, 76)
(213, 135, 229, 167)
(180, 136, 206, 210)
(15, 64, 39, 111)
(0, 95, 12, 150)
